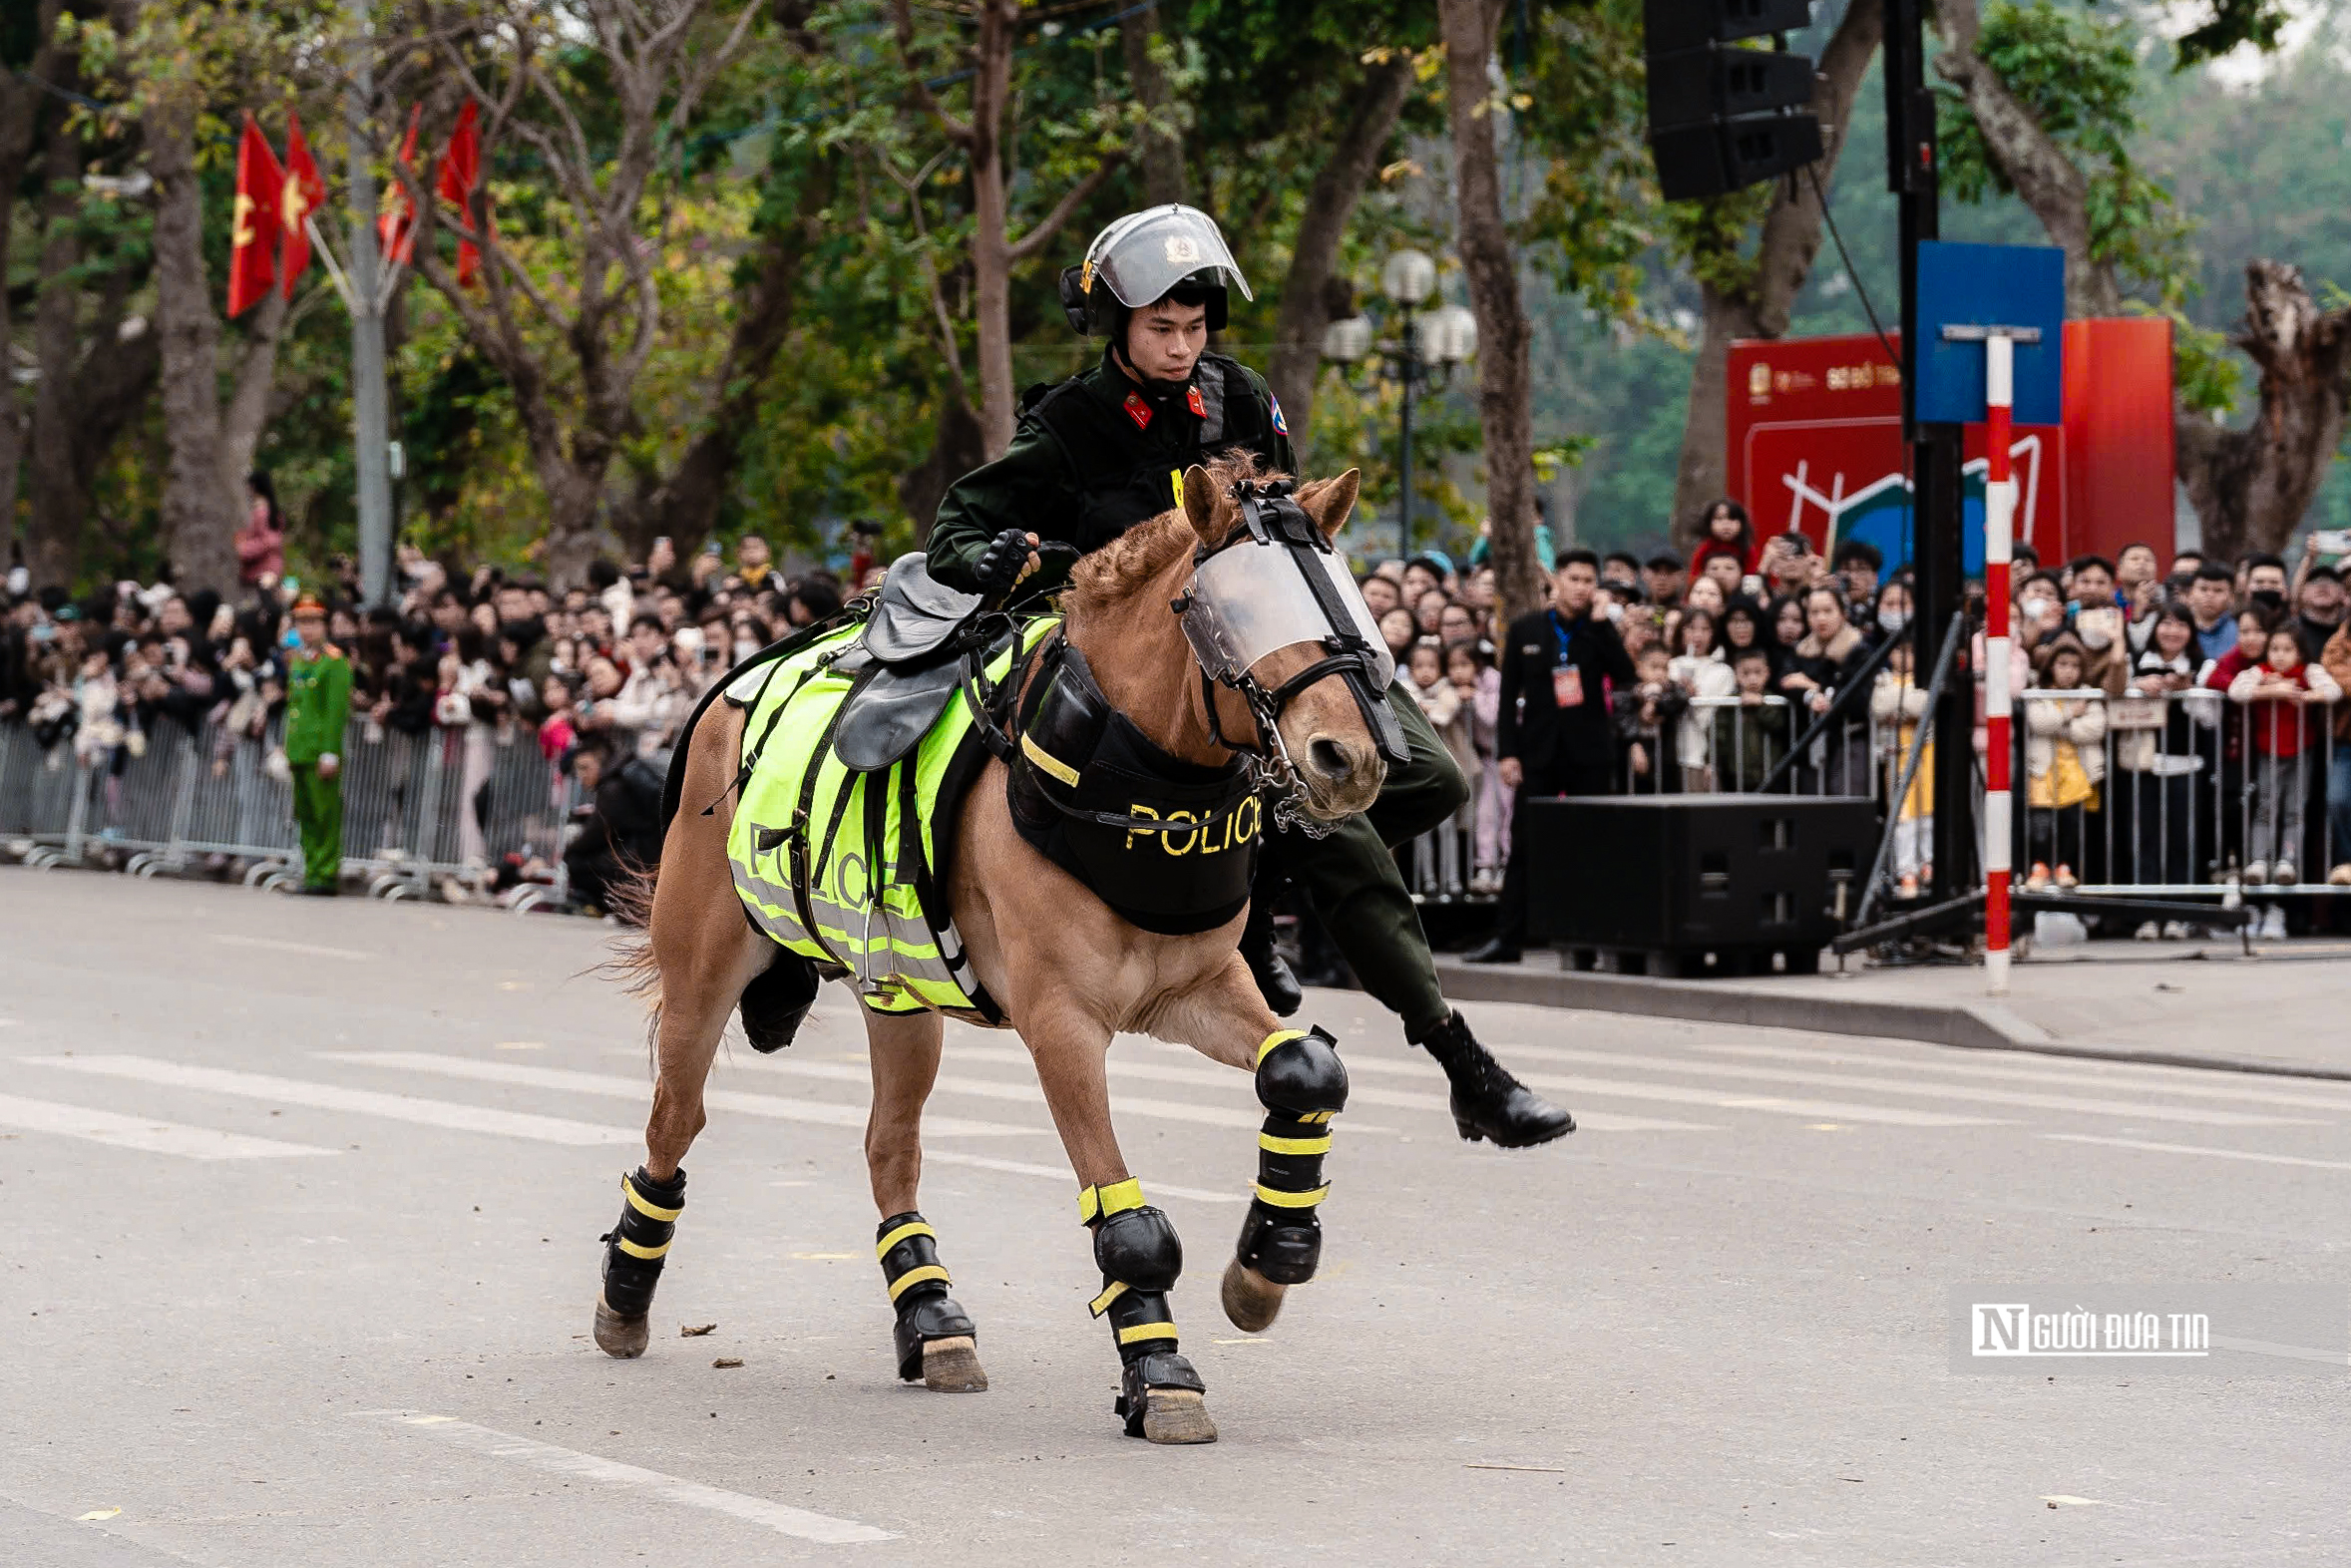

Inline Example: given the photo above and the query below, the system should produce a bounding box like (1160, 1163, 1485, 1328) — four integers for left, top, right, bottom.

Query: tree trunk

(0, 0, 66, 585)
(898, 397, 988, 545)
(2174, 260, 2351, 563)
(1934, 0, 2123, 318)
(1441, 0, 1542, 622)
(968, 0, 1018, 458)
(1266, 55, 1414, 455)
(149, 95, 239, 592)
(1670, 0, 1885, 545)
(28, 114, 86, 588)
(1119, 6, 1185, 207)
(217, 288, 289, 523)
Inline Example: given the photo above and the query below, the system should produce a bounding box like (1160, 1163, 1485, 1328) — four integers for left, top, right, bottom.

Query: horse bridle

(1172, 479, 1407, 830)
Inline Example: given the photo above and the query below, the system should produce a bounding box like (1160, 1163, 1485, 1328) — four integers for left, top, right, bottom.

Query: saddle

(832, 555, 998, 774)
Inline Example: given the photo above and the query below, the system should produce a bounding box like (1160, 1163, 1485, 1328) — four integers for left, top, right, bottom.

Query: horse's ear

(1296, 469, 1361, 542)
(1180, 464, 1222, 543)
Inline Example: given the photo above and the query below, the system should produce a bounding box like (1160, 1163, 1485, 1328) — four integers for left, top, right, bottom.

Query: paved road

(3, 872, 2345, 1566)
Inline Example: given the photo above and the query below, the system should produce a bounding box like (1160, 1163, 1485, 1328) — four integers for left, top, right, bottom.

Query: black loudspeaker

(1644, 0, 1822, 201)
(1521, 796, 1875, 976)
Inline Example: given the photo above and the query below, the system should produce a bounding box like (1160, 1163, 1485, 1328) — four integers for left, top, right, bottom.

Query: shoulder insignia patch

(1269, 394, 1288, 436)
(1186, 384, 1206, 419)
(1123, 391, 1152, 431)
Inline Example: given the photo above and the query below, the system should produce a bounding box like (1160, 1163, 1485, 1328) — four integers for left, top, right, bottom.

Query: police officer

(283, 593, 352, 897)
(929, 206, 1569, 1147)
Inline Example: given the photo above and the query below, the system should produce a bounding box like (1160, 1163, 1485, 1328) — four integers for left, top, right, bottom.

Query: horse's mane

(1062, 450, 1289, 617)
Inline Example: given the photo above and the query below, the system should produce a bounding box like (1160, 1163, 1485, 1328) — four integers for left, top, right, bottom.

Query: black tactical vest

(1019, 352, 1279, 556)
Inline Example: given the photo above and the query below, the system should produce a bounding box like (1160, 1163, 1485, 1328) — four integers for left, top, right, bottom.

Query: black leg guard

(1235, 1026, 1347, 1285)
(876, 1212, 980, 1384)
(1079, 1180, 1209, 1438)
(599, 1165, 686, 1320)
(738, 948, 820, 1054)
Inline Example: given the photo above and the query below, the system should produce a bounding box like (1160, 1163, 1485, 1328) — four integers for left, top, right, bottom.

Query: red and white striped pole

(1982, 332, 2016, 994)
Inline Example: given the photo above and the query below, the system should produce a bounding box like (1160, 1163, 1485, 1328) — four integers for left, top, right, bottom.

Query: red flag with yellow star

(277, 111, 328, 297)
(226, 116, 282, 316)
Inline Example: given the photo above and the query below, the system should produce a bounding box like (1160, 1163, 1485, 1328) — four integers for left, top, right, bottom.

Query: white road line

(0, 1093, 338, 1161)
(1144, 1046, 1723, 1130)
(736, 1049, 1392, 1134)
(22, 1055, 639, 1146)
(321, 1052, 1043, 1139)
(354, 1410, 894, 1544)
(1698, 1041, 2351, 1114)
(1495, 1041, 2319, 1127)
(214, 933, 374, 961)
(2043, 1133, 2351, 1172)
(920, 1150, 1245, 1203)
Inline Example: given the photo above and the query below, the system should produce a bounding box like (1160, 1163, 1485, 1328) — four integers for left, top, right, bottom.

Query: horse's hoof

(921, 1336, 988, 1392)
(593, 1295, 649, 1359)
(1138, 1387, 1218, 1445)
(1221, 1258, 1286, 1333)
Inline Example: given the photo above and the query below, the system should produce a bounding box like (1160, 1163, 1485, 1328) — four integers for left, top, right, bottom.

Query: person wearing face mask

(1870, 578, 1913, 647)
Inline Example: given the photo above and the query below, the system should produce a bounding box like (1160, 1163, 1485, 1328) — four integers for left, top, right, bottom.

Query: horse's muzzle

(1297, 733, 1384, 819)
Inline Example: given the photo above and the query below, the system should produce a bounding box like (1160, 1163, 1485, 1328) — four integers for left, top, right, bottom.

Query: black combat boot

(1411, 1010, 1574, 1148)
(1238, 897, 1303, 1018)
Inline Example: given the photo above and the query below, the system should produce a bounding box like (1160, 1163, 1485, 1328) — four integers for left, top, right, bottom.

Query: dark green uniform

(929, 349, 1468, 1037)
(283, 641, 352, 891)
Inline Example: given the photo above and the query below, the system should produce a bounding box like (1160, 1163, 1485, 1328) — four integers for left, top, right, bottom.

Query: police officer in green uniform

(930, 206, 1569, 1147)
(283, 594, 352, 896)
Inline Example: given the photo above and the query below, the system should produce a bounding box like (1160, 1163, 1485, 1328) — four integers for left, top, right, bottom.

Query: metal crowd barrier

(0, 713, 583, 909)
(2005, 685, 2346, 895)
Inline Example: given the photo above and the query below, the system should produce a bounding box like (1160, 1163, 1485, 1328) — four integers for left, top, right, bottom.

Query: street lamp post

(1321, 249, 1476, 561)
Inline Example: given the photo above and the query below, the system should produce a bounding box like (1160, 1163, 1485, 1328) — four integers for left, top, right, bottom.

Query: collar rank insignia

(1123, 391, 1152, 430)
(1186, 384, 1206, 418)
(1270, 393, 1289, 435)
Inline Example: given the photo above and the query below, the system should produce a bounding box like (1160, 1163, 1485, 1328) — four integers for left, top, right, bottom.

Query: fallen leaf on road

(680, 1324, 717, 1338)
(712, 1358, 743, 1369)
(2154, 982, 2183, 993)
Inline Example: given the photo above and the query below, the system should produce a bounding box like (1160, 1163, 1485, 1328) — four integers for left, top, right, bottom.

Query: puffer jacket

(2025, 690, 2108, 784)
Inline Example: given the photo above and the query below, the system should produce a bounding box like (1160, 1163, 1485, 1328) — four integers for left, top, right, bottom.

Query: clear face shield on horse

(1176, 481, 1407, 830)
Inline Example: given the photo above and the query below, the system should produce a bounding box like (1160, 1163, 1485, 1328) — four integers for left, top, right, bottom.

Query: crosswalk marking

(21, 1055, 641, 1146)
(317, 1053, 1047, 1139)
(1700, 1041, 2351, 1114)
(0, 1092, 338, 1161)
(726, 1051, 1284, 1132)
(2044, 1133, 2351, 1172)
(356, 1411, 896, 1544)
(1497, 1041, 2320, 1128)
(921, 1150, 1245, 1203)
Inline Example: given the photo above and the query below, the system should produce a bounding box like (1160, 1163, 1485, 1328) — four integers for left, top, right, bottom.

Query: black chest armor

(1004, 635, 1263, 937)
(1020, 352, 1279, 556)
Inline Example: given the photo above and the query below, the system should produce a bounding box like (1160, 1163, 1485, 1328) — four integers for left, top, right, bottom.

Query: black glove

(972, 528, 1038, 598)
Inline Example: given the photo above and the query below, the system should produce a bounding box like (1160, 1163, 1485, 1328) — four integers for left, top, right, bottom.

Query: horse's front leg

(1018, 996, 1216, 1444)
(862, 1006, 987, 1392)
(1147, 955, 1350, 1334)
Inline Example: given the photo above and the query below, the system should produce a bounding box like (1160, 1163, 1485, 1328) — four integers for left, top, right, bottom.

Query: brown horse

(595, 457, 1384, 1443)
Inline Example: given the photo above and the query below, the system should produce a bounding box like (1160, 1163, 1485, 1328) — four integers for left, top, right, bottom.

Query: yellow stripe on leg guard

(1089, 1281, 1129, 1318)
(1254, 1183, 1330, 1209)
(1076, 1178, 1146, 1224)
(1256, 1028, 1309, 1066)
(1116, 1321, 1179, 1346)
(875, 1221, 936, 1259)
(1260, 1131, 1332, 1156)
(886, 1264, 951, 1302)
(614, 1236, 671, 1259)
(621, 1177, 683, 1222)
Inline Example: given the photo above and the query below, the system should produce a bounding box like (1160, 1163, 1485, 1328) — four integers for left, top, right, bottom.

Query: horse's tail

(595, 857, 665, 1051)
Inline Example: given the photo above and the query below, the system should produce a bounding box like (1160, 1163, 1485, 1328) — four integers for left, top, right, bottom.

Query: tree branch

(1006, 152, 1126, 264)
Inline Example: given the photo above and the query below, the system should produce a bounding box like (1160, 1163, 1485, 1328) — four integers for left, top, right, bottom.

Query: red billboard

(1726, 318, 2173, 575)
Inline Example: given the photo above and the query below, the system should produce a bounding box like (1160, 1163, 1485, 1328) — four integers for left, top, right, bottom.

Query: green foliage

(2171, 0, 2292, 69)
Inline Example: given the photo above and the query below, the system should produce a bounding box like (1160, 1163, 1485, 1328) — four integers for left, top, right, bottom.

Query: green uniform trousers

(1266, 685, 1465, 1037)
(291, 762, 344, 891)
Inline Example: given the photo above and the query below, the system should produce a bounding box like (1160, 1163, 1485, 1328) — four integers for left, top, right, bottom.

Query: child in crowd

(1613, 642, 1687, 791)
(1713, 646, 1787, 790)
(1669, 606, 1734, 792)
(539, 673, 579, 765)
(1406, 640, 1468, 762)
(1870, 637, 1933, 895)
(2227, 624, 2342, 887)
(1448, 639, 1505, 893)
(2024, 635, 2106, 890)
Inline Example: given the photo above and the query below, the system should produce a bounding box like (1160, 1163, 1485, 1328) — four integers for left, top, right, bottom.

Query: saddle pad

(725, 616, 1057, 1016)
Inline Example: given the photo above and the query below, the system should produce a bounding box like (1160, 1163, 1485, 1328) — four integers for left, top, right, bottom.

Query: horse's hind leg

(1147, 959, 1349, 1335)
(593, 707, 771, 1360)
(862, 1006, 986, 1392)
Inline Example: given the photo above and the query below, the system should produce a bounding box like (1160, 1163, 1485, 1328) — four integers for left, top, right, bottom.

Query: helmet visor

(1091, 206, 1254, 311)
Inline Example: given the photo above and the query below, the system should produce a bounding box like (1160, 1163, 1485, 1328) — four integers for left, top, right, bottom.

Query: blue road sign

(1915, 241, 2065, 426)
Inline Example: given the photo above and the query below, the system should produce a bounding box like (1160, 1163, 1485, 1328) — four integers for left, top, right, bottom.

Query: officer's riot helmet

(1059, 205, 1253, 337)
